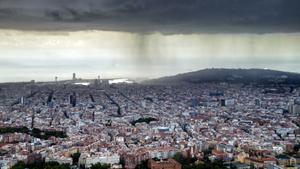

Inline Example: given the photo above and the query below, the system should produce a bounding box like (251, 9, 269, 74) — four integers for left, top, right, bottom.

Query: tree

(173, 152, 197, 167)
(91, 163, 110, 169)
(173, 153, 227, 169)
(11, 161, 70, 169)
(11, 161, 26, 169)
(71, 152, 81, 165)
(294, 144, 300, 152)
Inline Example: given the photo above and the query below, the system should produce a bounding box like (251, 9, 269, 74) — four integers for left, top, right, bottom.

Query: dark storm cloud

(0, 0, 299, 33)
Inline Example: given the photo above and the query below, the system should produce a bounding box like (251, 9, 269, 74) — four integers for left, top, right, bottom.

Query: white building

(45, 156, 73, 165)
(82, 154, 120, 168)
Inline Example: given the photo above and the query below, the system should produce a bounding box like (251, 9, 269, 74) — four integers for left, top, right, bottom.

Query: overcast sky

(0, 0, 300, 82)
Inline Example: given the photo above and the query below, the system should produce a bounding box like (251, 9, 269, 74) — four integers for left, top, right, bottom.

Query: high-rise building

(288, 104, 300, 115)
(72, 73, 76, 81)
(92, 111, 95, 122)
(220, 99, 226, 107)
(69, 92, 77, 107)
(31, 111, 35, 129)
(255, 98, 261, 107)
(94, 78, 99, 86)
(191, 97, 199, 107)
(94, 75, 102, 86)
(20, 96, 25, 105)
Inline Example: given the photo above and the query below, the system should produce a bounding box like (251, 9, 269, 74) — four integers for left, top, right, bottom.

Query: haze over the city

(0, 0, 300, 82)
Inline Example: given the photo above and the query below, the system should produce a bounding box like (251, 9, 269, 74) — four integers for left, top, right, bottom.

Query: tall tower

(31, 110, 35, 129)
(55, 76, 58, 83)
(98, 75, 102, 83)
(20, 96, 25, 105)
(70, 92, 77, 107)
(72, 73, 76, 81)
(92, 111, 95, 122)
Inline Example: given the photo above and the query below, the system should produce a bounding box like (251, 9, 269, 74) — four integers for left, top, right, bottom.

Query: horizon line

(1, 67, 300, 84)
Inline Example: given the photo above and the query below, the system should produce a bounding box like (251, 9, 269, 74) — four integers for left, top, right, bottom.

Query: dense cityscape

(1, 72, 300, 169)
